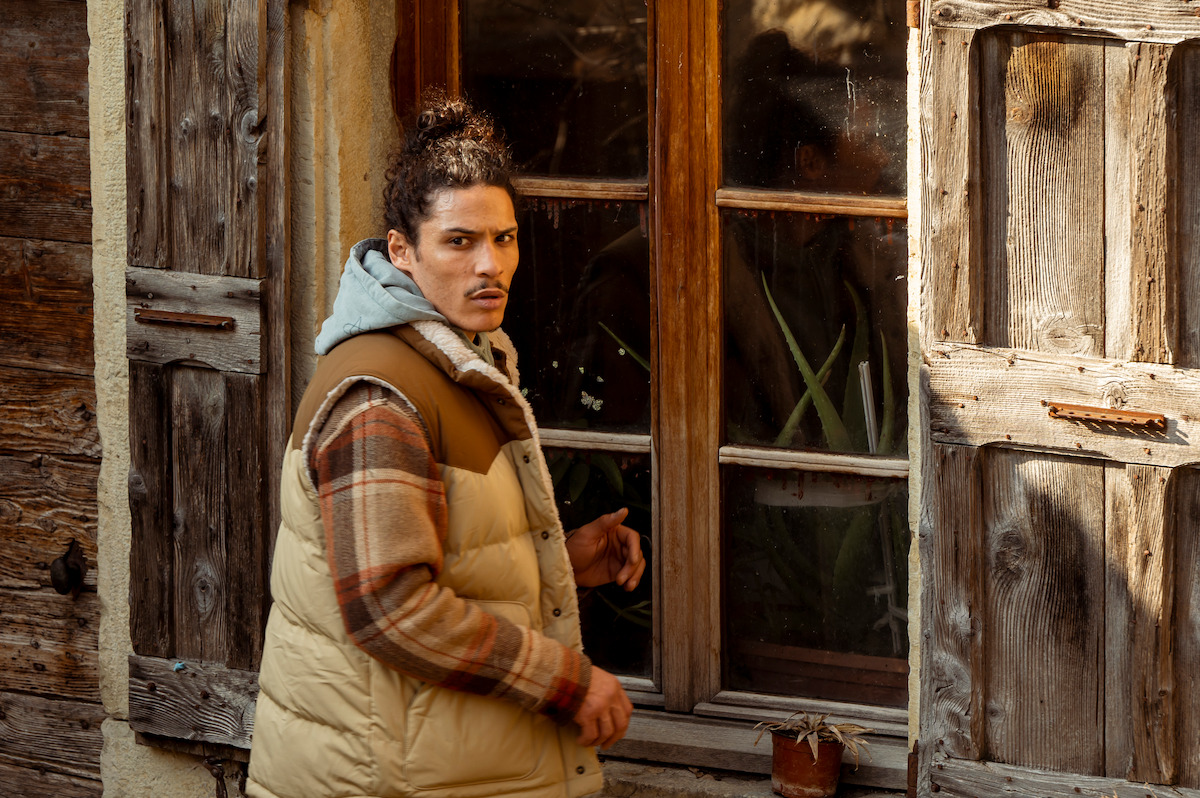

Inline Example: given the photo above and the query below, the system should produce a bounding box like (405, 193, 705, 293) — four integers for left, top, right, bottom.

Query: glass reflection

(724, 466, 909, 705)
(504, 198, 651, 433)
(462, 0, 649, 178)
(547, 447, 653, 678)
(724, 210, 907, 454)
(723, 0, 908, 194)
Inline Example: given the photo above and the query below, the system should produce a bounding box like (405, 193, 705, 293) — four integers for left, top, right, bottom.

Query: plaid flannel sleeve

(310, 381, 591, 721)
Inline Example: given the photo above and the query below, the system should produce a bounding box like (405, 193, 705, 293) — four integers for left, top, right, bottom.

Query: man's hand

(573, 666, 632, 749)
(566, 508, 645, 590)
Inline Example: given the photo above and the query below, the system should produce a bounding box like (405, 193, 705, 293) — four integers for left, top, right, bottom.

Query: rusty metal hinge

(1045, 401, 1167, 431)
(907, 0, 921, 28)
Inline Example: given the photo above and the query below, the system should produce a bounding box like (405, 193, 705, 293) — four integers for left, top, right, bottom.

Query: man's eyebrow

(441, 225, 518, 235)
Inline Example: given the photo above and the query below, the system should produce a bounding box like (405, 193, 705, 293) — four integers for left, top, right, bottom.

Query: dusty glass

(504, 198, 651, 433)
(547, 447, 653, 678)
(461, 0, 649, 178)
(723, 0, 908, 194)
(723, 210, 908, 454)
(723, 466, 909, 705)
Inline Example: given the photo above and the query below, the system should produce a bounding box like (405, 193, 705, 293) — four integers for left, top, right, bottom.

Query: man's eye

(497, 233, 515, 244)
(449, 237, 466, 246)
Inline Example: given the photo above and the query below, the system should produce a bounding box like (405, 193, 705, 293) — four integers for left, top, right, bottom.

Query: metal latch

(133, 307, 235, 330)
(1045, 401, 1166, 431)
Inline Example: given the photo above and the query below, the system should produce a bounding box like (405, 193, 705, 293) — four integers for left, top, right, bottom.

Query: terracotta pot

(769, 731, 844, 798)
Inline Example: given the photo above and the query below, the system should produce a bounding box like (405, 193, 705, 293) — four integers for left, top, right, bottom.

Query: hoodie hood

(314, 238, 448, 355)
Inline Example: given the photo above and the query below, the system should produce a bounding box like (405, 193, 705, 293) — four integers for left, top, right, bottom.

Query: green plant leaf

(598, 322, 650, 372)
(568, 461, 590, 503)
(840, 280, 870, 451)
(593, 453, 624, 495)
(773, 325, 847, 447)
(549, 453, 571, 488)
(761, 274, 852, 452)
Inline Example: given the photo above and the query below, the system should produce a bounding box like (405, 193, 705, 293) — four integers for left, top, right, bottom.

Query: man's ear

(387, 229, 416, 274)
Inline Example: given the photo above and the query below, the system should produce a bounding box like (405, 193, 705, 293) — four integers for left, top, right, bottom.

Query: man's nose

(475, 242, 503, 276)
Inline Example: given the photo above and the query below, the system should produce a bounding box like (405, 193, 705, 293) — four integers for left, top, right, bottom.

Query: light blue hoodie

(315, 238, 492, 362)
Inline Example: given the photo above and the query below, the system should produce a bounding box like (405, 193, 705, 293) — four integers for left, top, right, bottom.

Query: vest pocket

(402, 600, 554, 793)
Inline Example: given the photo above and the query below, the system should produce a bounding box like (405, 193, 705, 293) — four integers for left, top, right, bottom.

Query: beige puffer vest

(246, 322, 602, 798)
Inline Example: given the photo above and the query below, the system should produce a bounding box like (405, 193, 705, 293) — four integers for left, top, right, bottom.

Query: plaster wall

(90, 0, 399, 794)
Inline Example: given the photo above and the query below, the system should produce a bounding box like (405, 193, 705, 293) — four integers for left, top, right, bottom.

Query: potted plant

(754, 711, 872, 798)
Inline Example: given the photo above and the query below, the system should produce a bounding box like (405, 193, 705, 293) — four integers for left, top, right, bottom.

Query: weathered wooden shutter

(918, 3, 1200, 796)
(125, 0, 288, 754)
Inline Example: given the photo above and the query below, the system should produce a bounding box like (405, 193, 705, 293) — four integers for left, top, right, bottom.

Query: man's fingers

(576, 717, 599, 747)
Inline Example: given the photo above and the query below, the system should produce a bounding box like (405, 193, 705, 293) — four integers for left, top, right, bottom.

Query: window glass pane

(462, 0, 649, 178)
(723, 466, 909, 706)
(722, 0, 908, 194)
(723, 210, 907, 455)
(505, 198, 651, 433)
(547, 447, 653, 678)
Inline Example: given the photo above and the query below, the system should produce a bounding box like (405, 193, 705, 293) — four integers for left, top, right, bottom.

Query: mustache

(464, 279, 510, 298)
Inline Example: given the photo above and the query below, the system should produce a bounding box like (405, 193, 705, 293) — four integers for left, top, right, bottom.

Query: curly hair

(383, 90, 515, 245)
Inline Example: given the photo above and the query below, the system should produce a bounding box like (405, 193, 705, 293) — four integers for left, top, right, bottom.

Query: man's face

(387, 184, 519, 334)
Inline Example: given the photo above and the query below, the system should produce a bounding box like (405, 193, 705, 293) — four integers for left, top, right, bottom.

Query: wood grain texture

(125, 0, 168, 269)
(0, 365, 100, 457)
(982, 450, 1104, 773)
(920, 26, 982, 345)
(128, 361, 174, 657)
(1179, 46, 1200, 369)
(126, 265, 265, 373)
(170, 366, 228, 663)
(128, 654, 258, 750)
(1174, 467, 1200, 789)
(0, 0, 90, 138)
(1105, 42, 1135, 361)
(919, 444, 985, 762)
(928, 2, 1200, 43)
(0, 757, 100, 798)
(930, 756, 1200, 797)
(0, 132, 90, 244)
(0, 588, 100, 702)
(0, 692, 105, 779)
(0, 237, 94, 375)
(653, 0, 720, 710)
(1128, 41, 1179, 364)
(982, 32, 1105, 356)
(927, 342, 1200, 468)
(0, 454, 98, 592)
(223, 373, 267, 670)
(1105, 464, 1177, 783)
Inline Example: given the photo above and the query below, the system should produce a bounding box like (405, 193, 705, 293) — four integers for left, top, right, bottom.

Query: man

(246, 93, 643, 798)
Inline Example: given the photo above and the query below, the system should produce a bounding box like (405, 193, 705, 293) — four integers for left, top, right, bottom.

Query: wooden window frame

(393, 0, 910, 784)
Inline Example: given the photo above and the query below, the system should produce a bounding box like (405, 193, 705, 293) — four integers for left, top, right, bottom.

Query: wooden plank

(930, 756, 1200, 798)
(714, 188, 907, 218)
(717, 446, 910, 478)
(1179, 47, 1200, 369)
(0, 692, 105, 779)
(698, 693, 909, 738)
(0, 588, 100, 702)
(1174, 466, 1200, 790)
(981, 32, 1105, 356)
(1104, 464, 1176, 784)
(928, 2, 1200, 43)
(1105, 42, 1134, 361)
(0, 454, 98, 591)
(1128, 41, 1179, 364)
(0, 757, 100, 798)
(0, 237, 94, 375)
(920, 26, 981, 345)
(982, 450, 1104, 774)
(927, 342, 1200, 468)
(0, 365, 100, 457)
(918, 444, 984, 761)
(0, 0, 90, 138)
(164, 0, 265, 279)
(0, 132, 91, 244)
(125, 0, 168, 269)
(128, 654, 258, 750)
(655, 0, 720, 710)
(607, 710, 909, 788)
(223, 374, 266, 670)
(171, 366, 228, 662)
(128, 361, 173, 657)
(512, 177, 650, 202)
(126, 266, 265, 373)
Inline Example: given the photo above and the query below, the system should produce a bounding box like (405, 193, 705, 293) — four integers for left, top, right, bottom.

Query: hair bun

(412, 92, 483, 150)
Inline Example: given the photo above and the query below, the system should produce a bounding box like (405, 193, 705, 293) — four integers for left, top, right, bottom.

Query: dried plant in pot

(754, 712, 872, 798)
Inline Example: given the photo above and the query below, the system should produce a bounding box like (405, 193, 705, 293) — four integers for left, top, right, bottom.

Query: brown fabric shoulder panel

(290, 329, 508, 474)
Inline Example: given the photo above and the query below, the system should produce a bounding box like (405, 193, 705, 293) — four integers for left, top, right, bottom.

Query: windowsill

(599, 759, 905, 798)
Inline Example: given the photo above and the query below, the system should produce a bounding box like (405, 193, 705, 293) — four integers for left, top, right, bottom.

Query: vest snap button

(552, 608, 561, 617)
(541, 531, 549, 539)
(576, 766, 586, 775)
(523, 455, 530, 463)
